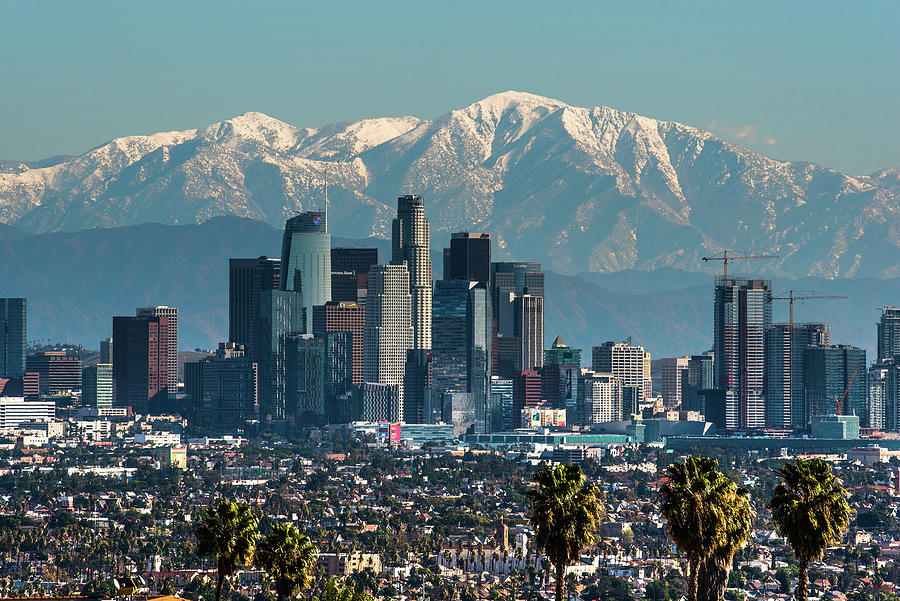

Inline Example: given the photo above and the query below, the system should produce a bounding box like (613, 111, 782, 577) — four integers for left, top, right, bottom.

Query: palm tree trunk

(797, 558, 808, 601)
(698, 552, 731, 601)
(215, 565, 225, 601)
(555, 562, 565, 601)
(688, 557, 699, 601)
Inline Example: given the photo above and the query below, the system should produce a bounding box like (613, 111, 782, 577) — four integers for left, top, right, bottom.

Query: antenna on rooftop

(323, 164, 328, 232)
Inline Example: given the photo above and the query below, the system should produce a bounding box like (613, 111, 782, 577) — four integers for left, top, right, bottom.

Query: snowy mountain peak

(1, 93, 898, 278)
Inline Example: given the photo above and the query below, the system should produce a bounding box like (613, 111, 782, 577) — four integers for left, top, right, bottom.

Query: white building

(579, 371, 623, 424)
(364, 264, 413, 420)
(0, 398, 55, 428)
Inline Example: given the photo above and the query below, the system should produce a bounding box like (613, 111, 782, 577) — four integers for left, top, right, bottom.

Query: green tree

(697, 481, 753, 601)
(769, 458, 850, 601)
(255, 523, 317, 601)
(658, 456, 731, 601)
(195, 499, 259, 601)
(528, 463, 604, 601)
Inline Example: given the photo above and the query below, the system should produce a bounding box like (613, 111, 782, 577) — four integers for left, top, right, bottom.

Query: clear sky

(1, 1, 897, 175)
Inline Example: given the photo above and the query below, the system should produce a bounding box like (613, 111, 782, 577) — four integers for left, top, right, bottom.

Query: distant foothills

(1, 91, 899, 280)
(3, 216, 900, 356)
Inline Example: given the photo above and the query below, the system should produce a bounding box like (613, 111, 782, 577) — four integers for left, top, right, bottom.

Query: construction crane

(701, 250, 779, 279)
(833, 362, 862, 416)
(771, 290, 847, 330)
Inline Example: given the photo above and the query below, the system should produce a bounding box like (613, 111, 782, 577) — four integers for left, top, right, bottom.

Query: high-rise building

(284, 334, 326, 420)
(878, 307, 900, 361)
(281, 212, 331, 333)
(868, 362, 893, 431)
(444, 232, 491, 287)
(392, 195, 432, 350)
(403, 350, 432, 424)
(491, 262, 544, 327)
(430, 280, 469, 397)
(512, 370, 542, 427)
(495, 335, 520, 379)
(803, 345, 867, 426)
(82, 363, 113, 408)
(514, 294, 544, 372)
(312, 301, 366, 385)
(578, 371, 623, 424)
(0, 298, 26, 379)
(658, 356, 690, 408)
(100, 338, 113, 365)
(258, 290, 304, 422)
(229, 256, 280, 360)
(185, 343, 258, 428)
(362, 382, 401, 422)
(682, 353, 714, 414)
(713, 277, 772, 430)
(491, 377, 514, 430)
(542, 336, 581, 412)
(26, 351, 82, 394)
(136, 306, 178, 392)
(764, 323, 830, 430)
(331, 248, 378, 303)
(364, 264, 413, 418)
(112, 315, 170, 412)
(592, 340, 650, 407)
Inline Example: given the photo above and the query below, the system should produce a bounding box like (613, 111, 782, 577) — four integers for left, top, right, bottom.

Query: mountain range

(2, 91, 899, 278)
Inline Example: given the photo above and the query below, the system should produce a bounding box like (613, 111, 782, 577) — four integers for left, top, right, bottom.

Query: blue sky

(1, 1, 897, 174)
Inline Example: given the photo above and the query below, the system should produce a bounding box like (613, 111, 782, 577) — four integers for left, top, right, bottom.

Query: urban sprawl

(1, 196, 899, 601)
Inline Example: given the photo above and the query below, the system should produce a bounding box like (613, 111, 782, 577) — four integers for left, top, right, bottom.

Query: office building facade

(186, 347, 258, 428)
(658, 356, 690, 408)
(82, 363, 113, 408)
(578, 371, 623, 424)
(281, 212, 331, 333)
(312, 301, 366, 386)
(331, 247, 378, 303)
(444, 232, 491, 287)
(878, 307, 900, 361)
(764, 322, 830, 430)
(364, 264, 414, 417)
(392, 195, 432, 350)
(803, 345, 867, 426)
(112, 315, 170, 412)
(229, 256, 280, 360)
(258, 290, 304, 422)
(514, 294, 544, 372)
(26, 351, 82, 394)
(136, 306, 178, 392)
(0, 298, 26, 379)
(592, 340, 650, 407)
(713, 277, 772, 430)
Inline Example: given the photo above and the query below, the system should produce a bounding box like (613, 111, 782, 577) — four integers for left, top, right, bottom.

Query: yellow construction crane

(771, 290, 847, 330)
(701, 250, 779, 278)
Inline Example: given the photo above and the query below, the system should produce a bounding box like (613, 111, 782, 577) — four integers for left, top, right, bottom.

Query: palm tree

(769, 458, 850, 601)
(195, 499, 259, 601)
(528, 463, 604, 601)
(658, 456, 731, 601)
(255, 522, 318, 601)
(697, 479, 754, 601)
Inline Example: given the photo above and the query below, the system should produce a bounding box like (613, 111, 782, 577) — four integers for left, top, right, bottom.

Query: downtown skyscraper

(136, 305, 178, 393)
(281, 211, 331, 332)
(713, 277, 772, 430)
(363, 264, 413, 421)
(0, 298, 26, 379)
(392, 195, 432, 350)
(764, 322, 829, 429)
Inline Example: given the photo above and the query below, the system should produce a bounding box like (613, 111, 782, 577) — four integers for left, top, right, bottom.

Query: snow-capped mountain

(1, 91, 898, 277)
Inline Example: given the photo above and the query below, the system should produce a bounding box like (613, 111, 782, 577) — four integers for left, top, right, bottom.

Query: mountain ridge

(1, 91, 898, 278)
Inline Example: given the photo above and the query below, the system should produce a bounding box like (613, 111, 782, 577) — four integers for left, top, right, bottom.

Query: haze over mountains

(1, 92, 898, 356)
(0, 216, 895, 359)
(1, 91, 899, 278)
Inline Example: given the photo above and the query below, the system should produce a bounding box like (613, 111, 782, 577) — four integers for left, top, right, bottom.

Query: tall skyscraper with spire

(392, 195, 432, 350)
(280, 211, 331, 333)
